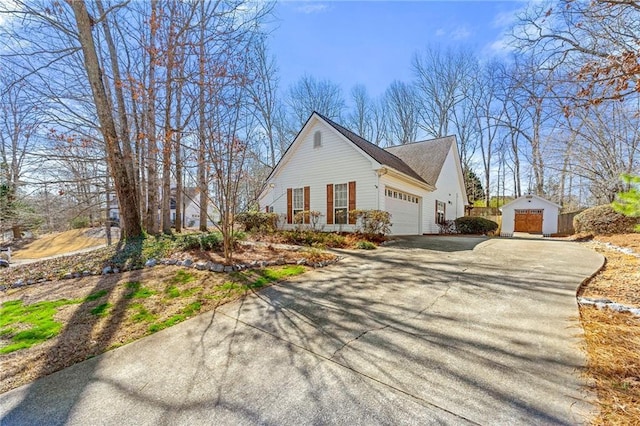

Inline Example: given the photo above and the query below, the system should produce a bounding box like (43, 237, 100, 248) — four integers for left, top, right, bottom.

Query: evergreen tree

(464, 168, 484, 205)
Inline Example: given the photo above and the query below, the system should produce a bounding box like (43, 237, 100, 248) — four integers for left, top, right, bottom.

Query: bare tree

(0, 78, 43, 237)
(246, 36, 282, 168)
(515, 0, 640, 106)
(383, 80, 419, 145)
(412, 46, 477, 138)
(347, 85, 373, 139)
(287, 75, 346, 129)
(68, 0, 143, 238)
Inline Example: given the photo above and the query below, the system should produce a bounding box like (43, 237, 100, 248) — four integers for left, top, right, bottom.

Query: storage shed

(500, 194, 561, 237)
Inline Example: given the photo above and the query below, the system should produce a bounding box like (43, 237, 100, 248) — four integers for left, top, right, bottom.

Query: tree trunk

(68, 0, 142, 239)
(197, 0, 208, 232)
(145, 1, 159, 235)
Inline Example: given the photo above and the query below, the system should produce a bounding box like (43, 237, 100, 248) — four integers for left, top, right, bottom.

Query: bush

(70, 216, 90, 229)
(235, 212, 278, 233)
(454, 216, 498, 235)
(279, 230, 346, 248)
(355, 241, 376, 250)
(349, 209, 392, 236)
(437, 220, 456, 234)
(175, 232, 222, 251)
(574, 204, 639, 235)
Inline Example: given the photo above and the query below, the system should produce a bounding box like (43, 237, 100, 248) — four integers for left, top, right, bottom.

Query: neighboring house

(258, 112, 468, 235)
(500, 194, 561, 237)
(108, 187, 220, 229)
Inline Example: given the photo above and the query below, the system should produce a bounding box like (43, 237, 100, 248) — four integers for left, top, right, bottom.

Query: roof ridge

(313, 112, 427, 184)
(385, 135, 455, 150)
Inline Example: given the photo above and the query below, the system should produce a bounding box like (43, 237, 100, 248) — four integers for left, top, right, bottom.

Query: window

(334, 183, 348, 224)
(313, 131, 322, 148)
(436, 200, 446, 224)
(293, 187, 304, 216)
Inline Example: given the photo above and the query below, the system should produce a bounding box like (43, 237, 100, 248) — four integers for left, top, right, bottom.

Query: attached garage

(384, 187, 421, 235)
(500, 195, 560, 237)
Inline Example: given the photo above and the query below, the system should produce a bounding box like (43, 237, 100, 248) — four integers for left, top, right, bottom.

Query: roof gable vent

(313, 131, 322, 148)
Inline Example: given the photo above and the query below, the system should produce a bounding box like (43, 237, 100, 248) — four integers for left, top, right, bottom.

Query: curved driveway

(0, 236, 604, 425)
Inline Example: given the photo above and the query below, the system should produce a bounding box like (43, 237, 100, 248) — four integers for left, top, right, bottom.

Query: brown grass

(579, 234, 640, 425)
(581, 307, 640, 425)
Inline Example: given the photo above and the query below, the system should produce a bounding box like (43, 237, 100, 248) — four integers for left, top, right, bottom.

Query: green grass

(129, 303, 156, 323)
(148, 302, 202, 333)
(165, 285, 181, 298)
(125, 281, 157, 299)
(249, 265, 305, 289)
(169, 270, 196, 285)
(90, 303, 112, 317)
(0, 298, 81, 354)
(85, 289, 108, 302)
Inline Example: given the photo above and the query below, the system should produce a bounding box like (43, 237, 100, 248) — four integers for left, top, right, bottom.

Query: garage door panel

(514, 209, 543, 233)
(385, 191, 420, 235)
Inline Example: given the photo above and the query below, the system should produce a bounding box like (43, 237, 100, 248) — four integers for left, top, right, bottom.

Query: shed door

(514, 209, 543, 233)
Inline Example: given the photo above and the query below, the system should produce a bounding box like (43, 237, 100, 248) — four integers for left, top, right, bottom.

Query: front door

(514, 209, 543, 233)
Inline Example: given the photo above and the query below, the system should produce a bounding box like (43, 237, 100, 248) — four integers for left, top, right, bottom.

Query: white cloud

(295, 3, 328, 14)
(435, 28, 445, 37)
(451, 26, 472, 40)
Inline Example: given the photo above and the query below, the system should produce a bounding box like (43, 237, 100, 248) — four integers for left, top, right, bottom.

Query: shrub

(454, 216, 498, 234)
(70, 216, 89, 229)
(574, 204, 639, 235)
(349, 210, 392, 236)
(355, 241, 376, 250)
(437, 220, 457, 234)
(279, 230, 346, 248)
(235, 212, 278, 233)
(292, 211, 323, 231)
(175, 232, 222, 251)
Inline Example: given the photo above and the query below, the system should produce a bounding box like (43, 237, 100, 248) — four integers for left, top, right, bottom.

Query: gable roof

(315, 112, 428, 184)
(500, 194, 562, 211)
(384, 136, 455, 186)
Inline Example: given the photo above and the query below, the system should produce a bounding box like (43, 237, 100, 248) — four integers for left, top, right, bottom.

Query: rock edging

(578, 297, 640, 317)
(1, 256, 341, 292)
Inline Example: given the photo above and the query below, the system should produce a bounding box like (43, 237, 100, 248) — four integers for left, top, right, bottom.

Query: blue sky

(269, 1, 523, 98)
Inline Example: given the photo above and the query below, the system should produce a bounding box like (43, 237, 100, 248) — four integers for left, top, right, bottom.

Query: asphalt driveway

(0, 236, 604, 425)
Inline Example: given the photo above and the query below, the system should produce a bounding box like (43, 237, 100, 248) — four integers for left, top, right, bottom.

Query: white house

(108, 187, 220, 229)
(500, 194, 561, 237)
(258, 112, 468, 235)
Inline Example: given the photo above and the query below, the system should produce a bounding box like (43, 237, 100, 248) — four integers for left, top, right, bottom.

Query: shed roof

(500, 194, 562, 211)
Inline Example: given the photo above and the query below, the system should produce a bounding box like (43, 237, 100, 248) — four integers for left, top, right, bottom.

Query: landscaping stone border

(578, 297, 640, 316)
(1, 255, 341, 292)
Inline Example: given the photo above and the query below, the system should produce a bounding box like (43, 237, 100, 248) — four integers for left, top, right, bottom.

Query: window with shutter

(334, 183, 348, 224)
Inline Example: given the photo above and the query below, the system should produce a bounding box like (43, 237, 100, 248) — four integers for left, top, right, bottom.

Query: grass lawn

(0, 264, 306, 393)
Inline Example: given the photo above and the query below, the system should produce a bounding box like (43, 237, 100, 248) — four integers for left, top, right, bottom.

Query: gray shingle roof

(315, 112, 428, 184)
(384, 136, 455, 186)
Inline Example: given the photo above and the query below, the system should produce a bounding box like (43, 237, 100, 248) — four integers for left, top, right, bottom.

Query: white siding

(422, 146, 467, 234)
(500, 196, 560, 236)
(260, 118, 379, 232)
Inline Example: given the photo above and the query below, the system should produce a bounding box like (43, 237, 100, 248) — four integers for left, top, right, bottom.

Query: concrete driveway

(0, 236, 604, 425)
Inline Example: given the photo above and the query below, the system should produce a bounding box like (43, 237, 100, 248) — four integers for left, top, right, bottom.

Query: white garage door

(385, 189, 420, 235)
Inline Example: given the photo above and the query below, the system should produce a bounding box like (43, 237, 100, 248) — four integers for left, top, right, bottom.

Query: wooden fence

(557, 211, 582, 235)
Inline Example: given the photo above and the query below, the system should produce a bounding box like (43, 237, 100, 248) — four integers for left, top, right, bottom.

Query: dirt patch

(11, 228, 114, 260)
